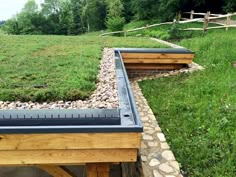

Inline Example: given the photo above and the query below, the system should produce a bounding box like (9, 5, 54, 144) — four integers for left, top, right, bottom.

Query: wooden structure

(183, 11, 236, 31)
(0, 132, 141, 177)
(0, 48, 195, 177)
(100, 11, 236, 36)
(120, 48, 194, 71)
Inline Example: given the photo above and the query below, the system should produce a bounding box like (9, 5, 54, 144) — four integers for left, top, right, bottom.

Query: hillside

(140, 29, 236, 176)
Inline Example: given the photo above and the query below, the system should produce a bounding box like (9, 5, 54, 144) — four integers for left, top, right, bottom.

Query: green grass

(140, 29, 236, 176)
(0, 35, 164, 102)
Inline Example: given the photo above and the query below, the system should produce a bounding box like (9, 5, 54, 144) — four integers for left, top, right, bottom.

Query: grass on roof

(0, 35, 165, 102)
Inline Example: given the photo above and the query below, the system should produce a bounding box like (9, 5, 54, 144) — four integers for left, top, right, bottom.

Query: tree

(106, 0, 125, 32)
(132, 0, 160, 20)
(224, 0, 236, 12)
(2, 17, 20, 34)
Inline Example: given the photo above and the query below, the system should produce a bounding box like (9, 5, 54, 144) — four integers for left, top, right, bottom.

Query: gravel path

(0, 48, 119, 110)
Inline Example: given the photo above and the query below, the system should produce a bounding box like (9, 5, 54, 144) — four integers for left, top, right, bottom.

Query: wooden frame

(0, 133, 141, 176)
(121, 52, 194, 70)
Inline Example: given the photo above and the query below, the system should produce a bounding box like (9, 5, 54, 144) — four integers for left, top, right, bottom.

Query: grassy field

(140, 29, 236, 176)
(0, 35, 164, 102)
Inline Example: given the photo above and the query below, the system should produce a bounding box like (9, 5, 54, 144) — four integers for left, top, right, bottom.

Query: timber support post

(86, 163, 110, 177)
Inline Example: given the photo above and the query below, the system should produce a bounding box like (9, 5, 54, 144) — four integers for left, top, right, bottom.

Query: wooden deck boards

(122, 52, 194, 70)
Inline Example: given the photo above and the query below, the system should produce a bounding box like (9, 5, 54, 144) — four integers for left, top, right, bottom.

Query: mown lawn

(0, 35, 164, 102)
(140, 29, 236, 176)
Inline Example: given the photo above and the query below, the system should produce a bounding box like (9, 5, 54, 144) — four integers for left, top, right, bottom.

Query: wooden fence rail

(182, 11, 236, 31)
(100, 11, 236, 36)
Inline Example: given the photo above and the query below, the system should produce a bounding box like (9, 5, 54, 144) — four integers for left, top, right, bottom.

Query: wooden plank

(0, 149, 138, 165)
(121, 53, 194, 59)
(37, 165, 74, 177)
(97, 163, 110, 177)
(0, 133, 141, 150)
(86, 164, 98, 177)
(123, 58, 192, 64)
(86, 163, 110, 177)
(125, 64, 186, 70)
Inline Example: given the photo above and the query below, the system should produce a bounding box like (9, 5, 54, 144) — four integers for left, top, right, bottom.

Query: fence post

(190, 10, 194, 19)
(226, 13, 231, 31)
(177, 11, 182, 21)
(203, 11, 211, 32)
(124, 31, 127, 37)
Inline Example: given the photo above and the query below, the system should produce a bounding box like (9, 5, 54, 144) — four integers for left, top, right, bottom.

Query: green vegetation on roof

(0, 35, 165, 102)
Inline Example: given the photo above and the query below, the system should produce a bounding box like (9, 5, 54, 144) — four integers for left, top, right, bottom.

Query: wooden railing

(182, 11, 236, 31)
(100, 11, 236, 36)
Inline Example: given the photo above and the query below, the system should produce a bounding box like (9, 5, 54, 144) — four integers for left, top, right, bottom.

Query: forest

(1, 0, 236, 35)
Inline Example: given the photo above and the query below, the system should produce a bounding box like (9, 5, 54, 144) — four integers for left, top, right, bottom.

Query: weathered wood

(37, 165, 74, 177)
(0, 149, 138, 165)
(226, 14, 231, 31)
(0, 133, 141, 150)
(203, 11, 211, 32)
(121, 53, 194, 59)
(125, 64, 185, 70)
(86, 163, 110, 177)
(190, 10, 194, 19)
(123, 58, 192, 64)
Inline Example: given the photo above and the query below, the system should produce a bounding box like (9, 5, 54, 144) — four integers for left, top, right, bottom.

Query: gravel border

(0, 48, 119, 110)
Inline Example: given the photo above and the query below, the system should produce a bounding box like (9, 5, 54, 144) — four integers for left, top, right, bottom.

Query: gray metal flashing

(114, 48, 194, 54)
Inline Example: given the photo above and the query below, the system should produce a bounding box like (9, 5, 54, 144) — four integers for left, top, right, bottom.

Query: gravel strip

(0, 48, 119, 110)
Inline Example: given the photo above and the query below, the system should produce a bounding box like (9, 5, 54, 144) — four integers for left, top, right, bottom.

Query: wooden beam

(37, 165, 75, 177)
(123, 58, 193, 64)
(121, 53, 194, 59)
(125, 64, 186, 70)
(0, 149, 138, 165)
(86, 163, 110, 177)
(0, 133, 141, 150)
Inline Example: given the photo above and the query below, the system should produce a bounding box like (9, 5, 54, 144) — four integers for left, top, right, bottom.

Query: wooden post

(226, 13, 231, 31)
(203, 11, 211, 32)
(177, 11, 182, 22)
(86, 163, 110, 177)
(190, 10, 194, 19)
(124, 31, 127, 37)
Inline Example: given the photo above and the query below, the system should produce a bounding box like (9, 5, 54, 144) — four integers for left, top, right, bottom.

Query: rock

(153, 170, 163, 177)
(162, 150, 175, 161)
(58, 100, 64, 104)
(159, 163, 174, 173)
(141, 155, 147, 162)
(143, 135, 154, 141)
(149, 159, 160, 167)
(148, 142, 158, 147)
(157, 133, 166, 142)
(160, 142, 170, 149)
(146, 130, 155, 134)
(169, 161, 180, 171)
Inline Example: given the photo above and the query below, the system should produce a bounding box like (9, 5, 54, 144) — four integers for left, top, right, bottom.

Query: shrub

(106, 17, 125, 32)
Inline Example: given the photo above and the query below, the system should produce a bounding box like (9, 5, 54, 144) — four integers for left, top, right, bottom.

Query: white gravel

(0, 48, 119, 110)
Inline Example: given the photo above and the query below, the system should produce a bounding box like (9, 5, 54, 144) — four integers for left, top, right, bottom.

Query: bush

(144, 30, 170, 40)
(168, 22, 193, 40)
(106, 17, 125, 32)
